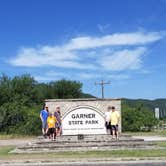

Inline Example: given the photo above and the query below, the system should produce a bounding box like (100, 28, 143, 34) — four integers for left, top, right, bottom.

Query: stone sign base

(11, 134, 156, 154)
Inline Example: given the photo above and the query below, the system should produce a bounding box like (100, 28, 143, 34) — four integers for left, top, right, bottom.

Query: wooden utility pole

(95, 80, 111, 99)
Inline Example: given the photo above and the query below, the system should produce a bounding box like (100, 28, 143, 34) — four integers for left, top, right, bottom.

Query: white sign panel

(62, 106, 106, 135)
(155, 108, 160, 119)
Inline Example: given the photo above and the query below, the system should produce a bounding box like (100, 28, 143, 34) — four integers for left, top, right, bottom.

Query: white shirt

(104, 111, 111, 122)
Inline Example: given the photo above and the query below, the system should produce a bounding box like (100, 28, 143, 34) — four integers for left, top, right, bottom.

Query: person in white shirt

(104, 106, 112, 135)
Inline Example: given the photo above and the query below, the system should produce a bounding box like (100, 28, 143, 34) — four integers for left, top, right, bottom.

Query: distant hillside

(122, 98, 166, 118)
(80, 93, 96, 98)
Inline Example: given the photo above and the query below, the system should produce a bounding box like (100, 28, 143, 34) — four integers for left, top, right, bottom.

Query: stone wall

(45, 98, 122, 133)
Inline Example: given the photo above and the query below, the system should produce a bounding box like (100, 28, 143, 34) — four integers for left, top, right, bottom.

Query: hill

(122, 98, 166, 118)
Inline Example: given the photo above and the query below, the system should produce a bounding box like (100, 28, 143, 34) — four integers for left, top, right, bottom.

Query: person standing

(110, 106, 120, 140)
(54, 106, 62, 136)
(104, 106, 112, 135)
(46, 112, 57, 140)
(40, 106, 49, 138)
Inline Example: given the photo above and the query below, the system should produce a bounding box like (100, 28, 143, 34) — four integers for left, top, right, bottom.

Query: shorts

(47, 128, 56, 135)
(56, 122, 61, 129)
(42, 121, 47, 129)
(105, 122, 111, 129)
(111, 125, 118, 131)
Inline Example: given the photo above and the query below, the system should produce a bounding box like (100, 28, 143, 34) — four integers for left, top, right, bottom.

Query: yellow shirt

(47, 116, 56, 128)
(110, 111, 120, 125)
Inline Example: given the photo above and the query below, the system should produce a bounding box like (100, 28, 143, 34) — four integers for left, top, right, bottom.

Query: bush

(122, 101, 158, 132)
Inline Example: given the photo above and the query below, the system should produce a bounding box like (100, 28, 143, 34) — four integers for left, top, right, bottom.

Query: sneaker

(43, 133, 47, 139)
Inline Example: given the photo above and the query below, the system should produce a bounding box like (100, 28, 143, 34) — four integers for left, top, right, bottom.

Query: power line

(95, 80, 111, 99)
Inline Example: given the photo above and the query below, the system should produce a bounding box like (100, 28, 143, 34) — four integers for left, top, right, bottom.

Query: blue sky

(0, 0, 166, 99)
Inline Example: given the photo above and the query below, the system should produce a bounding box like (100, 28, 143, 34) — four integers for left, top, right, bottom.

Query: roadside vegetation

(0, 73, 165, 135)
(0, 146, 166, 160)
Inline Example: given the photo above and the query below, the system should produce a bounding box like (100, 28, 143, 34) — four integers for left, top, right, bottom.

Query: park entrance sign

(62, 106, 106, 135)
(45, 98, 121, 135)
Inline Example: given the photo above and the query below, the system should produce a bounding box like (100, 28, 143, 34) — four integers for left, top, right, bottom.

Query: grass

(124, 130, 166, 136)
(156, 141, 166, 147)
(0, 146, 15, 156)
(0, 134, 36, 140)
(0, 146, 166, 160)
(0, 132, 166, 160)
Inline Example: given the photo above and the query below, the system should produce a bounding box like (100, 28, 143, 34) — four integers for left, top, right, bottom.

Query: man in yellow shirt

(110, 106, 120, 140)
(46, 112, 57, 140)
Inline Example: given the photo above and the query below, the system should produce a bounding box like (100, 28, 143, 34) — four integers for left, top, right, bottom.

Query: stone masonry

(45, 98, 122, 132)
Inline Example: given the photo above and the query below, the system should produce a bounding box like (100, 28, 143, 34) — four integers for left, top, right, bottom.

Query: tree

(48, 79, 83, 99)
(0, 74, 92, 135)
(122, 100, 158, 132)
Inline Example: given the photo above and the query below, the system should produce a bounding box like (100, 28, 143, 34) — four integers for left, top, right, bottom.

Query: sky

(0, 0, 166, 99)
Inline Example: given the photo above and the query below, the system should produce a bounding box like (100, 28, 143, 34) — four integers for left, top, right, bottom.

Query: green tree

(0, 74, 92, 135)
(48, 79, 83, 99)
(122, 100, 158, 132)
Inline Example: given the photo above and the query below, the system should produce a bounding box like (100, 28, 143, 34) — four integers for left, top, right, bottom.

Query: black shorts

(105, 122, 111, 129)
(47, 128, 56, 135)
(111, 125, 118, 131)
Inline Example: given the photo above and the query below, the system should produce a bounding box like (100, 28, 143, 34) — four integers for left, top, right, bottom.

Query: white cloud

(79, 73, 100, 79)
(65, 31, 164, 50)
(100, 47, 146, 71)
(107, 74, 130, 80)
(10, 47, 96, 69)
(79, 73, 130, 80)
(34, 70, 130, 82)
(9, 31, 165, 73)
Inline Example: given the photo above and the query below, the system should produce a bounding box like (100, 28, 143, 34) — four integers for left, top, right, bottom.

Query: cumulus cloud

(9, 31, 165, 73)
(100, 47, 146, 71)
(65, 31, 164, 50)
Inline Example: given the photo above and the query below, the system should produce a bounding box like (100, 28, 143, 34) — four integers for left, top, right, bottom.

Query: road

(1, 160, 166, 166)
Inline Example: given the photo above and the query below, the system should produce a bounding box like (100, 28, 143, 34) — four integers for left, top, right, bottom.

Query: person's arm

(40, 112, 43, 122)
(116, 112, 120, 125)
(47, 117, 49, 129)
(54, 117, 57, 128)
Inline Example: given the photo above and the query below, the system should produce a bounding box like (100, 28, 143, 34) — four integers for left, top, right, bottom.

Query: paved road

(132, 136, 166, 141)
(1, 161, 166, 166)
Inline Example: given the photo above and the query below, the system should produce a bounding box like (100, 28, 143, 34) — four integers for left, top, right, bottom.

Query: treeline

(0, 74, 94, 135)
(122, 99, 159, 132)
(123, 98, 166, 119)
(0, 74, 162, 135)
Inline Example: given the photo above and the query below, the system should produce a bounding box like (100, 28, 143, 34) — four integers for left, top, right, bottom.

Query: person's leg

(47, 128, 51, 139)
(111, 126, 116, 139)
(42, 128, 45, 135)
(52, 128, 56, 140)
(42, 121, 47, 137)
(105, 122, 110, 134)
(109, 122, 112, 135)
(115, 125, 119, 140)
(110, 127, 113, 135)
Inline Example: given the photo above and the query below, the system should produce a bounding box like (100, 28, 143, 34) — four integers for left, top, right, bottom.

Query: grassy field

(124, 130, 166, 136)
(156, 141, 166, 147)
(0, 132, 166, 160)
(0, 145, 166, 160)
(0, 134, 36, 140)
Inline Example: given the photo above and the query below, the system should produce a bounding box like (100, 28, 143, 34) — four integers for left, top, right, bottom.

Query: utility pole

(95, 80, 111, 99)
